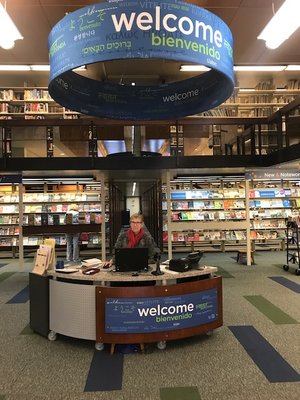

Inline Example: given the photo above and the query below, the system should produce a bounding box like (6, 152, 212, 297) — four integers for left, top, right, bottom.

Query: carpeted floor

(1, 251, 300, 399)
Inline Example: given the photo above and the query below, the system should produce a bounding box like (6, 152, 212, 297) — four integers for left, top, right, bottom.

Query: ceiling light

(180, 65, 211, 72)
(234, 66, 286, 71)
(0, 3, 23, 50)
(285, 65, 300, 71)
(239, 88, 256, 92)
(132, 182, 136, 196)
(257, 0, 300, 49)
(30, 65, 50, 71)
(73, 65, 86, 71)
(0, 65, 30, 71)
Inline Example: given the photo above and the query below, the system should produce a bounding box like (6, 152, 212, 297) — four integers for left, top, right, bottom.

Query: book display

(22, 182, 106, 253)
(249, 180, 300, 250)
(162, 179, 248, 253)
(0, 184, 19, 256)
(163, 174, 300, 255)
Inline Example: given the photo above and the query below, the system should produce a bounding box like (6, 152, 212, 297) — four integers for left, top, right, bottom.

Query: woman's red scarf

(127, 228, 145, 248)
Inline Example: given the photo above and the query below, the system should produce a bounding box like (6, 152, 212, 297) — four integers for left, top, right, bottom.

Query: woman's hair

(130, 213, 144, 222)
(69, 203, 79, 211)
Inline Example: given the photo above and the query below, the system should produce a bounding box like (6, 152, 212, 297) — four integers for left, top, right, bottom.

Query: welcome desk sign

(48, 0, 234, 120)
(95, 277, 223, 344)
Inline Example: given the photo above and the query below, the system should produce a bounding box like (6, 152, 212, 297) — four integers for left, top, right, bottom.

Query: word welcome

(137, 302, 194, 317)
(162, 89, 199, 103)
(111, 6, 223, 47)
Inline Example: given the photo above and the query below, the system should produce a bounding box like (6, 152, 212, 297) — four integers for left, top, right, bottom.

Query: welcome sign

(48, 0, 234, 120)
(105, 288, 218, 333)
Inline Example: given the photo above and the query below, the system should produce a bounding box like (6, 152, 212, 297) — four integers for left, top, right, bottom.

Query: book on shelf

(65, 213, 73, 224)
(41, 213, 48, 225)
(52, 214, 60, 225)
(28, 214, 35, 225)
(78, 212, 86, 224)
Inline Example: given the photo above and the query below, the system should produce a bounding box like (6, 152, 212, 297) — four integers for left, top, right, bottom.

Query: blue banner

(48, 0, 234, 120)
(105, 288, 218, 333)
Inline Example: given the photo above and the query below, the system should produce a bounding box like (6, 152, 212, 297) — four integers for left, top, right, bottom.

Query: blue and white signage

(105, 288, 218, 333)
(48, 0, 234, 120)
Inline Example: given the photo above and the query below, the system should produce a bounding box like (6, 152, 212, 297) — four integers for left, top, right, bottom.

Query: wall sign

(245, 169, 300, 180)
(105, 288, 218, 333)
(0, 175, 22, 184)
(48, 0, 234, 120)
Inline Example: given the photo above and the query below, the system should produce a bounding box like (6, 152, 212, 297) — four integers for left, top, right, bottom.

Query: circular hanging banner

(48, 0, 234, 120)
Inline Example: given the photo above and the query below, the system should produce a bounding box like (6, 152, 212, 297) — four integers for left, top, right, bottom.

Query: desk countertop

(47, 265, 218, 283)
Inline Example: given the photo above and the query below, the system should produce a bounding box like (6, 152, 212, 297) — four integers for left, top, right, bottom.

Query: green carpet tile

(244, 295, 298, 324)
(160, 386, 201, 400)
(0, 272, 15, 282)
(214, 266, 234, 278)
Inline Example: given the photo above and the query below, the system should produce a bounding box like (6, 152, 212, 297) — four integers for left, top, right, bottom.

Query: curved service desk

(29, 265, 222, 352)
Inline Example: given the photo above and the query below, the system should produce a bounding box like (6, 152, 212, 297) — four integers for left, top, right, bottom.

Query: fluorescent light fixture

(73, 65, 86, 72)
(0, 3, 23, 50)
(285, 65, 300, 71)
(180, 65, 211, 72)
(0, 64, 30, 71)
(257, 0, 300, 49)
(132, 182, 136, 196)
(30, 65, 50, 71)
(181, 65, 300, 72)
(234, 65, 286, 71)
(239, 88, 256, 92)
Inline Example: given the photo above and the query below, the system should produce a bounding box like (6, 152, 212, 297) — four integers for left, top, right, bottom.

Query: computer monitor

(115, 248, 149, 272)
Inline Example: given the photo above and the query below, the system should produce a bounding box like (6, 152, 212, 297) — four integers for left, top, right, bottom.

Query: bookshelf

(201, 79, 300, 118)
(0, 184, 20, 257)
(0, 87, 80, 120)
(21, 182, 107, 256)
(162, 178, 248, 254)
(163, 175, 300, 256)
(0, 179, 109, 260)
(249, 180, 300, 251)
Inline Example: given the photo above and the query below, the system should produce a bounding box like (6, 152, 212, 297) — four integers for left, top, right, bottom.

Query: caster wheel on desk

(157, 341, 166, 350)
(295, 269, 300, 276)
(283, 265, 289, 271)
(206, 330, 213, 337)
(48, 331, 57, 341)
(95, 342, 105, 351)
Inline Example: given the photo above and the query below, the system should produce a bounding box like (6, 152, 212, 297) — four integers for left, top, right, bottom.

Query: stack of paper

(81, 258, 102, 268)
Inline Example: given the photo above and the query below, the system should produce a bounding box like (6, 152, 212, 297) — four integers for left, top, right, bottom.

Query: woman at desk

(114, 213, 160, 262)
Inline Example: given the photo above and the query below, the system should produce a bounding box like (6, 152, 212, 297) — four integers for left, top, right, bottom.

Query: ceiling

(1, 0, 300, 87)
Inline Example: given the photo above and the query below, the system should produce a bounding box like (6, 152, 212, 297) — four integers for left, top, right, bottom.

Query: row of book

(250, 220, 286, 229)
(23, 204, 101, 213)
(172, 210, 246, 221)
(165, 199, 246, 210)
(23, 234, 101, 246)
(23, 193, 100, 202)
(0, 227, 19, 236)
(164, 189, 245, 200)
(163, 230, 247, 242)
(24, 212, 103, 225)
